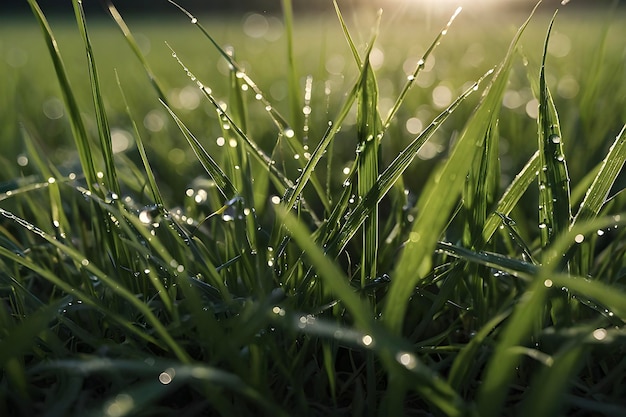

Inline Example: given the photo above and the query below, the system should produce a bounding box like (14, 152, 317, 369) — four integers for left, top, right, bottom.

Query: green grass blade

(323, 73, 490, 255)
(283, 44, 375, 210)
(104, 0, 169, 103)
(281, 0, 303, 134)
(463, 120, 500, 248)
(574, 124, 626, 224)
(167, 1, 328, 210)
(482, 151, 541, 242)
(0, 206, 190, 362)
(476, 278, 549, 417)
(25, 0, 98, 192)
(277, 206, 466, 416)
(537, 12, 572, 251)
(161, 100, 238, 200)
(115, 71, 165, 208)
(0, 244, 162, 350)
(384, 5, 540, 335)
(72, 0, 119, 196)
(355, 14, 383, 286)
(383, 7, 462, 128)
(35, 359, 290, 417)
(520, 339, 587, 417)
(448, 309, 511, 390)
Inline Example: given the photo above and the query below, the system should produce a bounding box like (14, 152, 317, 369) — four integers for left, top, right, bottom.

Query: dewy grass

(1, 1, 626, 416)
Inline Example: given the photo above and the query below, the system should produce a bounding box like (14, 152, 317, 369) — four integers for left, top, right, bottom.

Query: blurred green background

(1, 1, 625, 216)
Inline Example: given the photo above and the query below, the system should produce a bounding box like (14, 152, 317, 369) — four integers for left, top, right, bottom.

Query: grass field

(1, 1, 625, 416)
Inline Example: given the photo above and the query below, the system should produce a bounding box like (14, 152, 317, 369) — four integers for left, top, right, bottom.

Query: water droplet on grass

(361, 334, 374, 347)
(396, 352, 417, 369)
(550, 134, 561, 144)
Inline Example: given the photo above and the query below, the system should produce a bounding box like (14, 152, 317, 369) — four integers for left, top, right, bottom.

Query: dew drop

(550, 134, 561, 144)
(361, 334, 374, 347)
(592, 328, 607, 341)
(396, 352, 417, 370)
(574, 234, 584, 244)
(190, 17, 198, 24)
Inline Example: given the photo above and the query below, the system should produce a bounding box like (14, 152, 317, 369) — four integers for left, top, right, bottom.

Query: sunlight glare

(387, 0, 526, 12)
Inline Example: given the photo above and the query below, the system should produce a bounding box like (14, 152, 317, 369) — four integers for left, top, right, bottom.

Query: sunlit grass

(1, 1, 625, 416)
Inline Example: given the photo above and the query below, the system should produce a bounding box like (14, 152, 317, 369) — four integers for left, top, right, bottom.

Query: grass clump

(1, 0, 625, 416)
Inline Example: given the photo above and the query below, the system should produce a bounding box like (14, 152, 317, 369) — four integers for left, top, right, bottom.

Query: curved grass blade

(323, 72, 491, 256)
(281, 0, 303, 135)
(383, 7, 462, 128)
(482, 151, 541, 242)
(25, 0, 98, 192)
(72, 0, 119, 196)
(104, 0, 169, 103)
(0, 244, 163, 350)
(448, 309, 511, 390)
(166, 1, 328, 210)
(0, 207, 191, 362)
(573, 124, 626, 224)
(34, 359, 290, 417)
(161, 100, 238, 201)
(276, 206, 466, 416)
(384, 4, 541, 334)
(115, 71, 164, 208)
(537, 12, 572, 251)
(519, 338, 587, 417)
(476, 278, 549, 417)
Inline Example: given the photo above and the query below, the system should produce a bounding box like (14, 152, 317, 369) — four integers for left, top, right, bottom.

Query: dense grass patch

(1, 1, 625, 416)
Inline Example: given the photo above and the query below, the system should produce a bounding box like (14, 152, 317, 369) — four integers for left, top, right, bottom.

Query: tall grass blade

(167, 1, 328, 209)
(537, 12, 572, 251)
(573, 124, 626, 224)
(115, 72, 165, 207)
(323, 73, 490, 255)
(162, 100, 238, 200)
(104, 0, 169, 103)
(281, 0, 303, 134)
(476, 279, 548, 417)
(72, 0, 119, 196)
(0, 206, 190, 362)
(384, 4, 541, 334)
(277, 207, 466, 416)
(482, 151, 541, 242)
(25, 0, 98, 192)
(520, 339, 587, 417)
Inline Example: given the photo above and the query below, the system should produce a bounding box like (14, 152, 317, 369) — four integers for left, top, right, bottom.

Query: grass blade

(104, 0, 168, 103)
(323, 73, 490, 256)
(72, 0, 119, 196)
(281, 0, 303, 134)
(25, 0, 98, 192)
(162, 100, 238, 201)
(574, 124, 626, 224)
(537, 12, 572, 251)
(115, 71, 165, 207)
(384, 4, 541, 334)
(482, 151, 541, 242)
